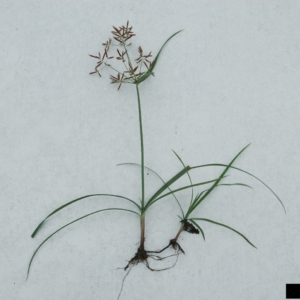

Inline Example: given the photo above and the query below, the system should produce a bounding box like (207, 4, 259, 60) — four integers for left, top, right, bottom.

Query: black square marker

(286, 284, 300, 299)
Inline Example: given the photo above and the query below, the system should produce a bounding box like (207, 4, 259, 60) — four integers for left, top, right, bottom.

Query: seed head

(89, 21, 153, 89)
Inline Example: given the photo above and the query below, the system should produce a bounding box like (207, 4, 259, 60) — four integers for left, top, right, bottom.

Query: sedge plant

(28, 22, 284, 280)
(136, 145, 285, 255)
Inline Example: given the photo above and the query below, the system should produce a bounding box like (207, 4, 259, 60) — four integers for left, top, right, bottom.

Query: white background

(1, 1, 299, 299)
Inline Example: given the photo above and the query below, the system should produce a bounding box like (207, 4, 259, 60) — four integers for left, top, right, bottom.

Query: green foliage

(136, 30, 183, 85)
(31, 194, 140, 238)
(28, 24, 284, 279)
(191, 218, 256, 248)
(27, 208, 139, 279)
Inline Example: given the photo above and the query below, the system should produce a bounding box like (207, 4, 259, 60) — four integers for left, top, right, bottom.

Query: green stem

(136, 84, 146, 250)
(135, 84, 145, 209)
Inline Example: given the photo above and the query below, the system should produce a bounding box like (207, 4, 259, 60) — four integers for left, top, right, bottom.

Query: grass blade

(31, 194, 140, 238)
(172, 150, 194, 206)
(144, 166, 190, 211)
(192, 218, 256, 248)
(185, 182, 251, 218)
(189, 219, 205, 241)
(192, 182, 252, 211)
(27, 208, 139, 279)
(117, 162, 184, 218)
(188, 192, 202, 216)
(190, 163, 285, 213)
(196, 182, 252, 195)
(148, 178, 222, 208)
(217, 183, 252, 188)
(136, 30, 183, 84)
(185, 144, 250, 218)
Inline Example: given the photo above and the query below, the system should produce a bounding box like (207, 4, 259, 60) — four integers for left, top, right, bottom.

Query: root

(146, 238, 185, 255)
(117, 249, 180, 299)
(117, 265, 134, 300)
(148, 253, 180, 261)
(117, 242, 181, 299)
(123, 242, 182, 270)
(170, 239, 185, 254)
(124, 246, 149, 271)
(145, 251, 180, 271)
(146, 244, 170, 254)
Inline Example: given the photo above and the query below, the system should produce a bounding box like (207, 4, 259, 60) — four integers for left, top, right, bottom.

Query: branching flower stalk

(91, 22, 175, 255)
(28, 22, 191, 278)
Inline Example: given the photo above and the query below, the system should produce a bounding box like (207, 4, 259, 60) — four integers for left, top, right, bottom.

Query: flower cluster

(89, 21, 153, 90)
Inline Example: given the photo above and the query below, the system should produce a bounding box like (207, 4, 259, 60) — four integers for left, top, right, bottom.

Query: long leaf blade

(148, 178, 222, 208)
(117, 162, 184, 218)
(172, 150, 194, 206)
(217, 183, 252, 188)
(186, 145, 250, 218)
(31, 194, 140, 238)
(186, 182, 252, 218)
(136, 30, 183, 84)
(190, 163, 285, 213)
(144, 166, 190, 211)
(192, 182, 252, 210)
(192, 218, 256, 248)
(27, 208, 139, 279)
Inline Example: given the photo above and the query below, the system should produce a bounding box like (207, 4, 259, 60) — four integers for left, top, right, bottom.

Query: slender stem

(135, 84, 145, 208)
(174, 223, 184, 241)
(136, 83, 146, 250)
(140, 214, 145, 249)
